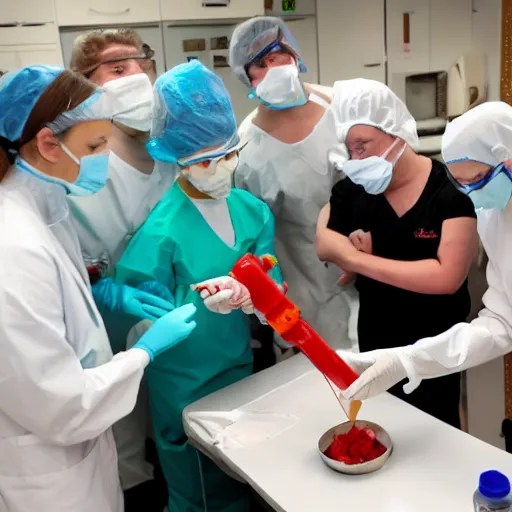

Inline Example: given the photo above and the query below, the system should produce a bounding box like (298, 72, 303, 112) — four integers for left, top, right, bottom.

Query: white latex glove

(338, 349, 408, 401)
(191, 276, 254, 315)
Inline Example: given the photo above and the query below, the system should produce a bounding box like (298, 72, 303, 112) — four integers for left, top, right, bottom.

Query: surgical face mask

(16, 145, 109, 197)
(341, 138, 406, 195)
(251, 64, 307, 110)
(60, 144, 110, 196)
(465, 164, 512, 211)
(186, 156, 238, 199)
(102, 73, 154, 132)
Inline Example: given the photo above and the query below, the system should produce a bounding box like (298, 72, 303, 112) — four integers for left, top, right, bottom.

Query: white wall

(472, 0, 501, 101)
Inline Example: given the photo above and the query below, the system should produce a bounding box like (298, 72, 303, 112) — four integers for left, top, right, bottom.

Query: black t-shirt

(327, 159, 477, 351)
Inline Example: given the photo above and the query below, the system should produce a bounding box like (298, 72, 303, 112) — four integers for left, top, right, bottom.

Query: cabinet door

(161, 0, 264, 22)
(0, 46, 63, 71)
(0, 25, 63, 72)
(2, 0, 55, 24)
(386, 0, 430, 75)
(60, 25, 166, 77)
(429, 0, 472, 72)
(317, 0, 385, 86)
(55, 0, 161, 27)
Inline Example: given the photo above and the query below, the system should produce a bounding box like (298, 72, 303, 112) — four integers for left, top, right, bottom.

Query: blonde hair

(70, 29, 144, 76)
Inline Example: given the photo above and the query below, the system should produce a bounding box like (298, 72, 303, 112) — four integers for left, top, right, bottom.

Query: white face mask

(254, 64, 307, 110)
(340, 138, 406, 195)
(103, 74, 154, 132)
(187, 157, 238, 199)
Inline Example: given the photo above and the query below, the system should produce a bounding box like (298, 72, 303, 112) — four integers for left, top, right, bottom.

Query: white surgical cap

(442, 102, 512, 166)
(332, 79, 419, 149)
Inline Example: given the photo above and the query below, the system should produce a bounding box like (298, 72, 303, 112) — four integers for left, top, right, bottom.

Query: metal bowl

(318, 420, 393, 475)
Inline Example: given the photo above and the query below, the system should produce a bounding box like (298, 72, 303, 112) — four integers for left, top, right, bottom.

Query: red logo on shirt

(414, 228, 438, 239)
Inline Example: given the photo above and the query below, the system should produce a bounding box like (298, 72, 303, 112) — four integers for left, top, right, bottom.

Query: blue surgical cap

(146, 60, 238, 163)
(0, 65, 120, 162)
(0, 65, 64, 143)
(229, 16, 307, 88)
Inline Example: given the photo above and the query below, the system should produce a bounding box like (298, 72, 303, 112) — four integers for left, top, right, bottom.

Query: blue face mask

(466, 164, 512, 211)
(59, 144, 109, 196)
(17, 144, 110, 196)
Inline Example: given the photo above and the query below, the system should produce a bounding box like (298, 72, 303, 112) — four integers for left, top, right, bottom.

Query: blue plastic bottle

(474, 470, 512, 511)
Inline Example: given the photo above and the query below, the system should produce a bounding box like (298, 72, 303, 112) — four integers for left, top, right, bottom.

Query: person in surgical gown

(70, 29, 176, 503)
(114, 60, 283, 512)
(229, 16, 356, 352)
(0, 65, 196, 512)
(337, 102, 512, 403)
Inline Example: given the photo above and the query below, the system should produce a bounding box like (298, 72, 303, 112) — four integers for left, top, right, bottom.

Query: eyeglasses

(80, 54, 150, 78)
(178, 143, 248, 179)
(447, 163, 512, 194)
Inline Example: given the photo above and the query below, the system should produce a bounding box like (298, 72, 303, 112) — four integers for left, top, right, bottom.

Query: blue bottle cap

(479, 470, 511, 499)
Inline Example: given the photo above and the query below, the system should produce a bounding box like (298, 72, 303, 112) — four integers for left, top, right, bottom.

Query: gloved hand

(92, 278, 174, 321)
(134, 303, 197, 361)
(191, 276, 254, 315)
(337, 349, 408, 401)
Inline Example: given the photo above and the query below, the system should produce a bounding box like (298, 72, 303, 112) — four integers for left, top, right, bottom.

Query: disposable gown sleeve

(401, 257, 512, 392)
(0, 245, 148, 446)
(253, 203, 283, 286)
(114, 219, 176, 304)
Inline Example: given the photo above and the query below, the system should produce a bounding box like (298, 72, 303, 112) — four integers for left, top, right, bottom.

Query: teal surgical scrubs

(115, 181, 282, 511)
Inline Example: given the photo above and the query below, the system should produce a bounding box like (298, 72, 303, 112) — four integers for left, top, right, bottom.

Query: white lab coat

(403, 202, 512, 389)
(69, 152, 176, 272)
(235, 93, 356, 350)
(68, 153, 175, 490)
(0, 168, 149, 512)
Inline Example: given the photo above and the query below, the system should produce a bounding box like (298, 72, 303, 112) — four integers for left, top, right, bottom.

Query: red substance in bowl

(324, 426, 387, 465)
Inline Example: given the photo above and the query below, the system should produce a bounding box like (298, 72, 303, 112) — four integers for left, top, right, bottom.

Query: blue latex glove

(134, 303, 197, 360)
(92, 278, 174, 321)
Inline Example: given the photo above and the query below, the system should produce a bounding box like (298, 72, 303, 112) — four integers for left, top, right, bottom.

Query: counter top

(184, 355, 512, 512)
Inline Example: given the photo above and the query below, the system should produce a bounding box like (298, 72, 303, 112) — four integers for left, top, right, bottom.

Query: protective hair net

(146, 60, 238, 163)
(229, 16, 307, 87)
(0, 64, 120, 155)
(0, 65, 64, 144)
(47, 87, 120, 134)
(332, 79, 419, 149)
(442, 102, 512, 166)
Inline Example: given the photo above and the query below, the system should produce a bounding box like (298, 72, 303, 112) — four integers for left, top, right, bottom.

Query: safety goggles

(244, 41, 288, 75)
(177, 142, 248, 179)
(80, 54, 151, 78)
(446, 161, 512, 194)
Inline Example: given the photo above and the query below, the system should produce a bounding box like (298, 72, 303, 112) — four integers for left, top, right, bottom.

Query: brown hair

(70, 29, 144, 76)
(0, 70, 96, 180)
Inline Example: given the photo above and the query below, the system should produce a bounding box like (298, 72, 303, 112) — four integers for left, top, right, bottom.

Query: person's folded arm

(322, 216, 478, 295)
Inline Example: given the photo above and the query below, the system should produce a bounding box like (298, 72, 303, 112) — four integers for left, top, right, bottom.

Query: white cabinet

(60, 25, 166, 76)
(386, 0, 472, 76)
(2, 0, 56, 24)
(0, 25, 63, 72)
(386, 0, 430, 75)
(429, 0, 472, 72)
(161, 0, 264, 22)
(54, 0, 161, 27)
(317, 0, 386, 86)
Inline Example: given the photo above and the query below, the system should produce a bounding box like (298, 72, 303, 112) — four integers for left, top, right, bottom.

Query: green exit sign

(282, 0, 295, 12)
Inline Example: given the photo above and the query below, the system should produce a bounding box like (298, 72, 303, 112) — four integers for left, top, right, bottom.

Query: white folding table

(184, 354, 512, 512)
